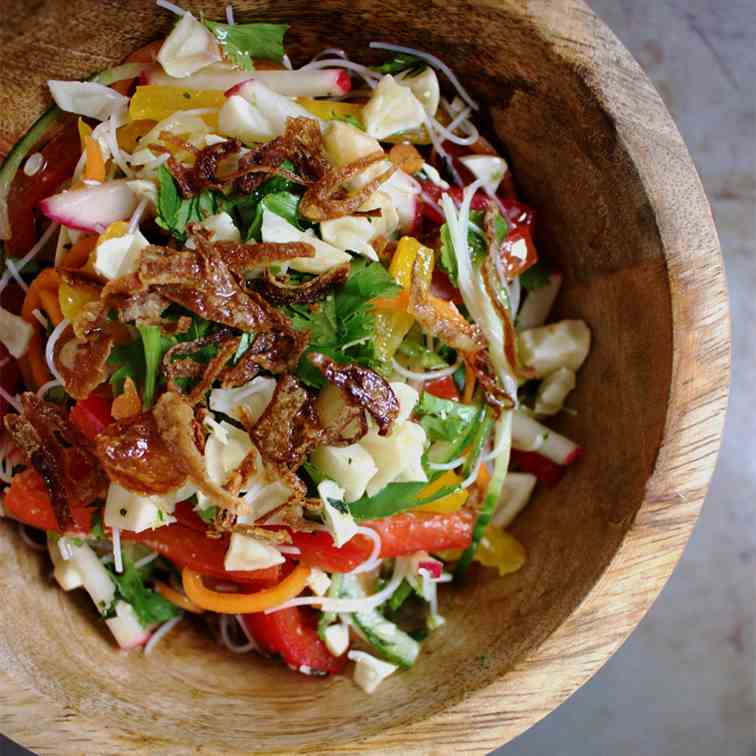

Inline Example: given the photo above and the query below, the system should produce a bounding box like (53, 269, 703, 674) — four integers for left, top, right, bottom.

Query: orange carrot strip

(59, 235, 98, 269)
(154, 580, 205, 614)
(371, 290, 410, 311)
(84, 135, 106, 182)
(182, 565, 310, 615)
(462, 361, 477, 404)
(38, 289, 64, 327)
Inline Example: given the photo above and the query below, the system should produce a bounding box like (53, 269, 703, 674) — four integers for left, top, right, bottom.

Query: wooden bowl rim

(0, 0, 729, 753)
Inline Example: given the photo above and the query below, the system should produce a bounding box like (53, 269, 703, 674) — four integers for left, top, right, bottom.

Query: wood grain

(0, 0, 729, 753)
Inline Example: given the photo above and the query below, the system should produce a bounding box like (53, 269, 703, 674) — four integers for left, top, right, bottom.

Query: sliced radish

(105, 601, 151, 649)
(379, 170, 421, 232)
(226, 69, 351, 98)
(511, 410, 580, 466)
(491, 472, 537, 528)
(516, 272, 563, 330)
(40, 180, 138, 233)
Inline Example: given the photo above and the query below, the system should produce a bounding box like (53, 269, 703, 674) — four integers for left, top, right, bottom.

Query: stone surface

(501, 1, 755, 754)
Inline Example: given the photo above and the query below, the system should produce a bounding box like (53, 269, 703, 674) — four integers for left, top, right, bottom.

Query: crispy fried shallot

(408, 250, 485, 353)
(208, 239, 315, 278)
(249, 374, 322, 468)
(53, 326, 114, 400)
(220, 329, 309, 386)
(95, 412, 188, 495)
(299, 151, 396, 221)
(255, 263, 350, 305)
(308, 353, 399, 436)
(4, 394, 107, 528)
(153, 392, 247, 512)
(465, 349, 515, 416)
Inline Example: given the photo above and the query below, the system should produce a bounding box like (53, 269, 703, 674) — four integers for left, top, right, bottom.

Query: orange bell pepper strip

(181, 565, 311, 614)
(462, 361, 477, 404)
(83, 135, 106, 182)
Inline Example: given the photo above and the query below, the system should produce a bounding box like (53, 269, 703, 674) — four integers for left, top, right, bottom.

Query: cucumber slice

(0, 62, 144, 241)
(341, 574, 420, 668)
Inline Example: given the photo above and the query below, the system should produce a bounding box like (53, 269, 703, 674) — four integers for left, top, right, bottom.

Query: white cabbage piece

(396, 67, 440, 117)
(156, 12, 221, 78)
(224, 532, 285, 572)
(534, 366, 576, 416)
(94, 229, 149, 280)
(458, 155, 509, 195)
(48, 80, 128, 121)
(310, 443, 378, 503)
(518, 320, 591, 378)
(362, 75, 426, 140)
(209, 376, 276, 424)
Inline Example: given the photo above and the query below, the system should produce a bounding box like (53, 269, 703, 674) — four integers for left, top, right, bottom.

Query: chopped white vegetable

(224, 532, 285, 572)
(219, 83, 315, 143)
(319, 480, 359, 548)
(348, 650, 398, 694)
(420, 162, 450, 189)
(131, 112, 209, 165)
(320, 216, 379, 261)
(534, 366, 576, 417)
(200, 211, 240, 242)
(105, 601, 151, 649)
(94, 230, 149, 280)
(377, 170, 420, 232)
(104, 483, 176, 533)
(310, 444, 378, 503)
(61, 539, 116, 611)
(209, 376, 276, 424)
(48, 80, 128, 121)
(322, 121, 391, 192)
(361, 421, 427, 497)
(306, 568, 332, 597)
(0, 306, 34, 358)
(397, 67, 440, 117)
(324, 623, 350, 657)
(157, 11, 221, 78)
(458, 155, 508, 195)
(203, 420, 253, 490)
(390, 381, 420, 424)
(511, 410, 580, 465)
(47, 537, 83, 591)
(491, 472, 538, 528)
(126, 179, 158, 207)
(261, 209, 351, 273)
(362, 75, 425, 140)
(519, 319, 590, 378)
(516, 272, 563, 331)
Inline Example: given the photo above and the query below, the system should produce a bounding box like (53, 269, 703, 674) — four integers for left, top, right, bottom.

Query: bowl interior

(0, 0, 672, 751)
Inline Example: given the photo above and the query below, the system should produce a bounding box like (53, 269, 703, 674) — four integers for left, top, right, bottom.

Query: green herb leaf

(107, 562, 179, 627)
(205, 21, 288, 70)
(415, 392, 480, 443)
(439, 210, 487, 284)
(138, 325, 165, 410)
(155, 164, 219, 242)
(288, 260, 400, 387)
(396, 339, 450, 370)
(108, 339, 146, 396)
(348, 480, 461, 520)
(198, 505, 218, 524)
(519, 260, 552, 291)
(372, 52, 425, 76)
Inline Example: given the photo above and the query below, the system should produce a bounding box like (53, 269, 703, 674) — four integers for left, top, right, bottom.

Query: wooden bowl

(0, 1, 729, 753)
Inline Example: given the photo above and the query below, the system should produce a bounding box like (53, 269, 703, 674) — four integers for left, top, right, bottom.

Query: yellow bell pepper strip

(413, 470, 468, 514)
(374, 237, 433, 363)
(181, 565, 311, 614)
(154, 580, 205, 614)
(117, 119, 157, 152)
(473, 526, 526, 576)
(77, 117, 92, 150)
(129, 85, 224, 125)
(58, 281, 100, 323)
(462, 360, 477, 404)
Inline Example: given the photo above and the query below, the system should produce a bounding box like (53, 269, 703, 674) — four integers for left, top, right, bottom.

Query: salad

(0, 1, 590, 694)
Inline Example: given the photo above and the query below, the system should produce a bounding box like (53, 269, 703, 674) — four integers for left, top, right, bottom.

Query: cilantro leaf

(438, 210, 488, 284)
(155, 165, 219, 242)
(108, 339, 146, 396)
(205, 22, 288, 70)
(372, 53, 425, 76)
(107, 561, 179, 627)
(519, 260, 552, 291)
(348, 480, 461, 520)
(415, 392, 480, 443)
(288, 260, 400, 386)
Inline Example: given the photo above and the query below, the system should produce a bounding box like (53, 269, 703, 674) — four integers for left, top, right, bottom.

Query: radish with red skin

(511, 410, 582, 467)
(39, 180, 138, 232)
(225, 70, 351, 99)
(418, 560, 443, 579)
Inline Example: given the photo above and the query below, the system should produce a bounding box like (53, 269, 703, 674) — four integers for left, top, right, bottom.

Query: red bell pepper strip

(69, 394, 112, 441)
(510, 448, 582, 486)
(4, 469, 93, 533)
(291, 510, 474, 573)
(424, 375, 460, 401)
(242, 606, 346, 675)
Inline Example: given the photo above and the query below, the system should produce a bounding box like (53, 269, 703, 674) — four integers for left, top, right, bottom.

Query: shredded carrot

(154, 580, 205, 614)
(22, 269, 61, 323)
(182, 565, 310, 614)
(475, 461, 491, 493)
(111, 377, 142, 420)
(372, 290, 410, 311)
(84, 135, 106, 183)
(60, 235, 98, 269)
(463, 361, 477, 403)
(38, 289, 64, 327)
